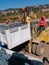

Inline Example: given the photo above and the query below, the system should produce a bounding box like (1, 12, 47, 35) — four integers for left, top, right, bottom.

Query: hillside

(0, 4, 49, 23)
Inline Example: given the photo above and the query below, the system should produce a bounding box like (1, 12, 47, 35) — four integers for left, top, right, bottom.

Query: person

(37, 16, 47, 36)
(39, 16, 46, 30)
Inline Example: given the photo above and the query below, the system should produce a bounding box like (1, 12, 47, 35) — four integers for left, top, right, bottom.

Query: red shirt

(39, 16, 46, 27)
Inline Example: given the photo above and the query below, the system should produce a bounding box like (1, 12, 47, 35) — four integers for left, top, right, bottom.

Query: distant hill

(0, 4, 49, 14)
(0, 4, 49, 23)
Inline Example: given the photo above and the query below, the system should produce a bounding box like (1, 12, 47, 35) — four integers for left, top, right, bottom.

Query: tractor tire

(36, 42, 45, 56)
(32, 43, 37, 54)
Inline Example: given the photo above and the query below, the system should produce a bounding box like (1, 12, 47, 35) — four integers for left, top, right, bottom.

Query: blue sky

(0, 0, 49, 10)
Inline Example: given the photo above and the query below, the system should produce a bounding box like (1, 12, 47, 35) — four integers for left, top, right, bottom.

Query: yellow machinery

(20, 8, 49, 56)
(20, 7, 31, 23)
(20, 7, 31, 24)
(20, 7, 26, 23)
(32, 27, 49, 56)
(26, 16, 31, 24)
(29, 12, 37, 20)
(20, 7, 49, 56)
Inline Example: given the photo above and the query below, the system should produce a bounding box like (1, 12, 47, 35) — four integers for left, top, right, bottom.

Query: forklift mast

(20, 7, 30, 23)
